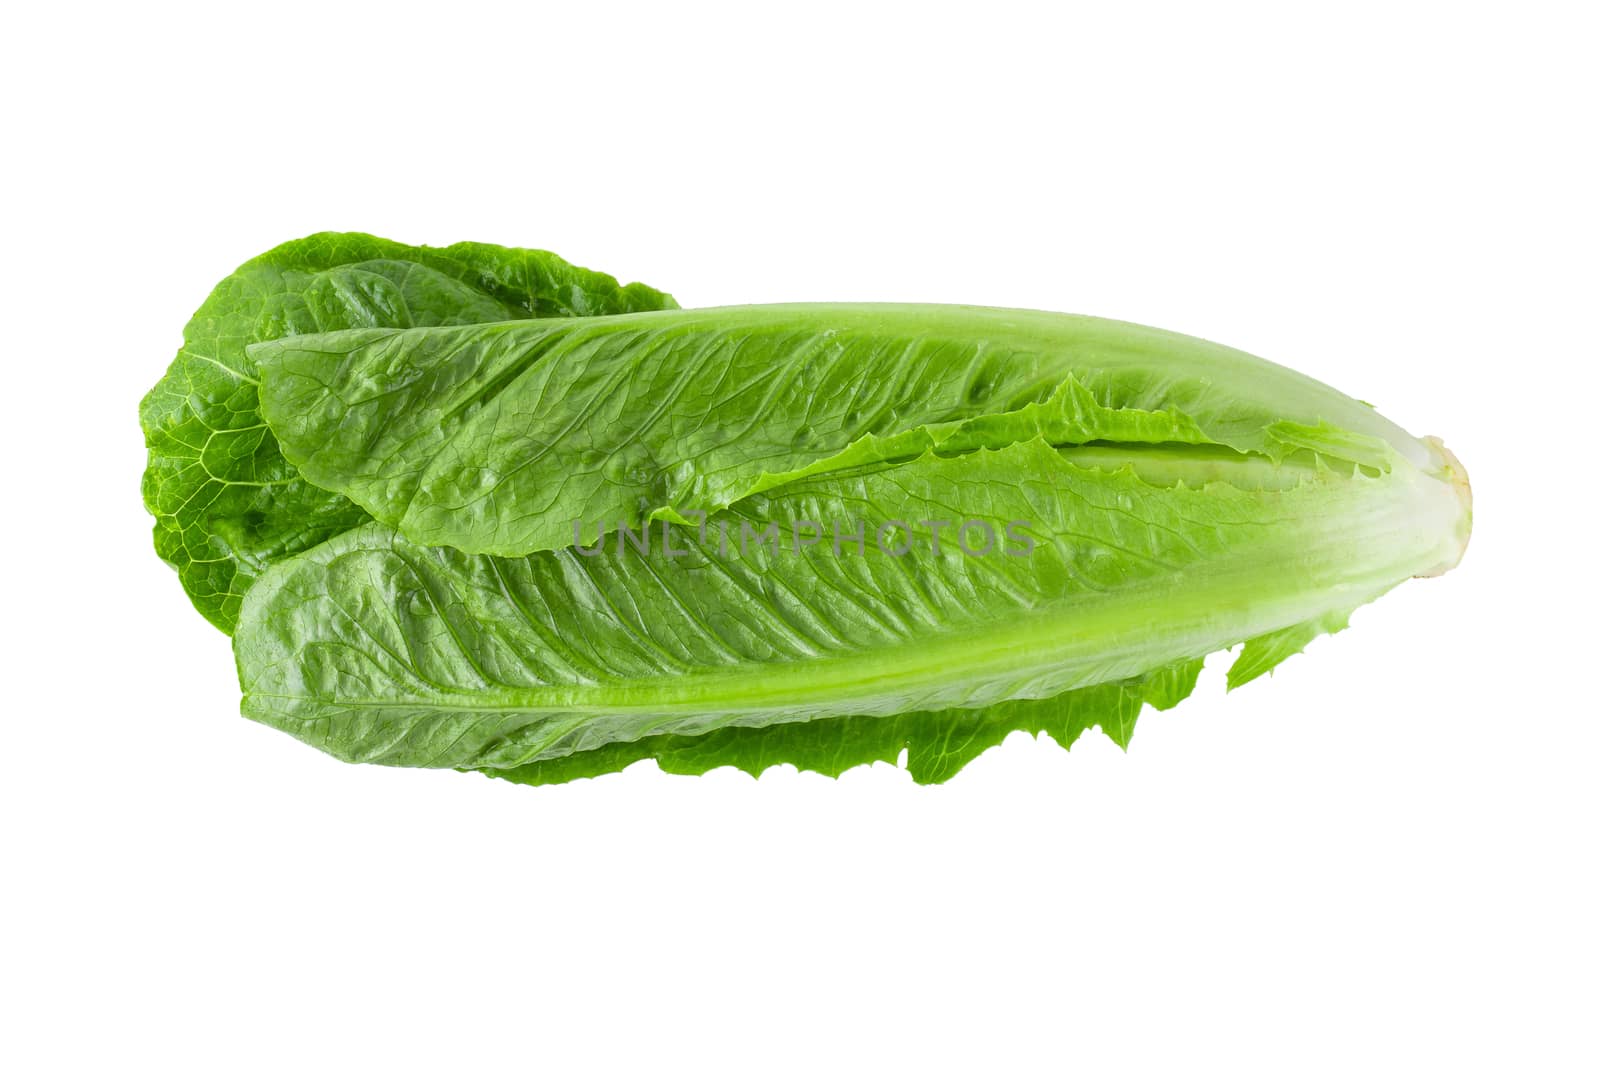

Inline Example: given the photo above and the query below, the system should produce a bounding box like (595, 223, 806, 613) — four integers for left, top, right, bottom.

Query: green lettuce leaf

(486, 657, 1205, 785)
(138, 232, 676, 632)
(234, 432, 1469, 781)
(249, 304, 1427, 558)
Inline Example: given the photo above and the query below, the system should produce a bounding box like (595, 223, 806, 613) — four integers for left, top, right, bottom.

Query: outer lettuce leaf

(486, 658, 1204, 785)
(139, 232, 676, 632)
(234, 436, 1469, 781)
(249, 304, 1430, 558)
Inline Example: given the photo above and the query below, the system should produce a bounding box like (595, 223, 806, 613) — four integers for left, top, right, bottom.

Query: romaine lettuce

(228, 303, 1470, 782)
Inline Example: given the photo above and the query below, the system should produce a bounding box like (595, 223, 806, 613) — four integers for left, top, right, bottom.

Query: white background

(4, 3, 1595, 1064)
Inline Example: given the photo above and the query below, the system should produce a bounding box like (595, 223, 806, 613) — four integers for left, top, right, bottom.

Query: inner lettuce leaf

(233, 436, 1470, 781)
(249, 305, 1423, 558)
(139, 232, 676, 632)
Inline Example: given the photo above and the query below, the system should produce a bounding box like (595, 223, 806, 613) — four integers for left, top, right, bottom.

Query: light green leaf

(250, 304, 1435, 558)
(484, 658, 1204, 785)
(234, 435, 1467, 781)
(1226, 607, 1356, 690)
